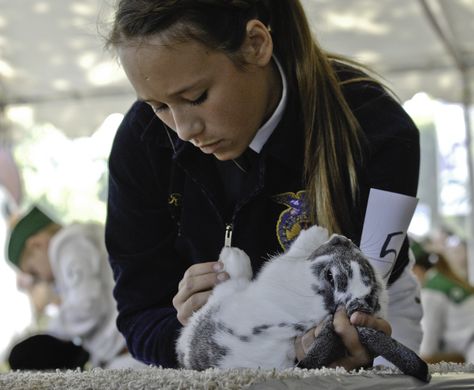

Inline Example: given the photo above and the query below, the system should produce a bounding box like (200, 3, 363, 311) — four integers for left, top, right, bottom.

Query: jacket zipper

(224, 224, 233, 247)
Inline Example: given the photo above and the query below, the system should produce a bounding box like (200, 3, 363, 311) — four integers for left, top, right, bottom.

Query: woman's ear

(240, 19, 273, 67)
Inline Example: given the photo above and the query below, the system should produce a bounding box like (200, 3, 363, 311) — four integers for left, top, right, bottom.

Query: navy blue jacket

(105, 69, 420, 367)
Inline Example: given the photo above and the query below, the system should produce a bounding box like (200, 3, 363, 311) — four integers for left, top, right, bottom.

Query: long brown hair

(107, 0, 374, 235)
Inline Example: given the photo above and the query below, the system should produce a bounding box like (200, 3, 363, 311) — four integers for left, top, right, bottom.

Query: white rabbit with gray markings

(176, 225, 430, 382)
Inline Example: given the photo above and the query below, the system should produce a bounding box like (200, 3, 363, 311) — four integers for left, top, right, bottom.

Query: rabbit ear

(297, 316, 345, 369)
(356, 327, 431, 383)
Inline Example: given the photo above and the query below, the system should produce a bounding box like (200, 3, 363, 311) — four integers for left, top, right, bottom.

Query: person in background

(412, 239, 474, 363)
(5, 205, 145, 369)
(105, 0, 422, 369)
(428, 226, 469, 281)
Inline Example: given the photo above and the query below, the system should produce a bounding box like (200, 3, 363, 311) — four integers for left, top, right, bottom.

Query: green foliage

(12, 115, 121, 224)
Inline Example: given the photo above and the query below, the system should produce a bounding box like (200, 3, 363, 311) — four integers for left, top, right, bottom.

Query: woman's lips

(199, 140, 222, 154)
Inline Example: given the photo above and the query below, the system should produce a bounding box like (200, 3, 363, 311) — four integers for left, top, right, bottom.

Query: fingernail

(213, 262, 223, 272)
(217, 272, 228, 282)
(336, 305, 345, 312)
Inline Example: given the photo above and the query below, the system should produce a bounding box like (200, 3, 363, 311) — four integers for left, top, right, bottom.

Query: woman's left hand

(295, 307, 391, 370)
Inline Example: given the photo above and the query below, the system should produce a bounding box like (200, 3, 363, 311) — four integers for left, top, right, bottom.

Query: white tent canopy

(0, 2, 472, 100)
(0, 0, 136, 138)
(307, 0, 474, 103)
(0, 0, 473, 136)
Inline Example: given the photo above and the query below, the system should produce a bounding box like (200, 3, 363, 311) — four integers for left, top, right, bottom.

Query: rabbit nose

(346, 298, 372, 316)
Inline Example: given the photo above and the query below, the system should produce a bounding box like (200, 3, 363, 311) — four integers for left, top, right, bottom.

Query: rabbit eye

(325, 270, 335, 287)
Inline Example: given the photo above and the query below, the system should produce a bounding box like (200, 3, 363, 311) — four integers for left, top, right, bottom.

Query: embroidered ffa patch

(272, 191, 311, 250)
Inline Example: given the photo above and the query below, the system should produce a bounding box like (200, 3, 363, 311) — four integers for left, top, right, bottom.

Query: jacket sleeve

(346, 81, 420, 284)
(344, 82, 423, 361)
(354, 86, 420, 197)
(105, 102, 187, 367)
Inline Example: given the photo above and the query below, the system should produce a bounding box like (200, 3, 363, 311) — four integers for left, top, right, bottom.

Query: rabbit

(176, 225, 430, 382)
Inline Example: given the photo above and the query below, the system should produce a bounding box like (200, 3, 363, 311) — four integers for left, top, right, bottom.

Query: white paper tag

(360, 188, 418, 280)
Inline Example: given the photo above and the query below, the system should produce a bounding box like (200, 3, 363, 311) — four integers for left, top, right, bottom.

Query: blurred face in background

(18, 230, 54, 283)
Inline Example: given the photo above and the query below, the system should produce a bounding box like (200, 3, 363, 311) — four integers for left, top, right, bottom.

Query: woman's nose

(172, 109, 203, 142)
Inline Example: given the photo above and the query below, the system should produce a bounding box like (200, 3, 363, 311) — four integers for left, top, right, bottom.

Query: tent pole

(419, 0, 474, 282)
(461, 69, 474, 283)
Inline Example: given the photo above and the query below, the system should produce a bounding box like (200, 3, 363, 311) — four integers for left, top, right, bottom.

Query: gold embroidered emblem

(168, 193, 181, 207)
(273, 191, 310, 250)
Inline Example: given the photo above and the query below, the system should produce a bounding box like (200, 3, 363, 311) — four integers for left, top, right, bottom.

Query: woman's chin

(213, 147, 243, 161)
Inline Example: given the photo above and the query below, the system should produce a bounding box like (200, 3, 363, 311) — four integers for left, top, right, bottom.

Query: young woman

(105, 0, 422, 368)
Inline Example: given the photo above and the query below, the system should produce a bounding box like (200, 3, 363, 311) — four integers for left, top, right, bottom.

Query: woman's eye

(147, 91, 207, 114)
(152, 104, 168, 113)
(190, 91, 208, 106)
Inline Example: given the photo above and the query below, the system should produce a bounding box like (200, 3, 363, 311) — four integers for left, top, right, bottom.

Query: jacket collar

(249, 56, 288, 153)
(260, 97, 305, 175)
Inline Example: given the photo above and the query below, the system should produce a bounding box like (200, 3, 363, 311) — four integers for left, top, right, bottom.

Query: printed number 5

(380, 231, 404, 261)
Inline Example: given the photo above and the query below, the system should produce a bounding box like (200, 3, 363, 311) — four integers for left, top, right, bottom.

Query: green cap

(7, 206, 55, 268)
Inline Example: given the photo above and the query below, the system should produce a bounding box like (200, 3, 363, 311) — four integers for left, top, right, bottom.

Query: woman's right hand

(172, 261, 229, 325)
(294, 307, 391, 370)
